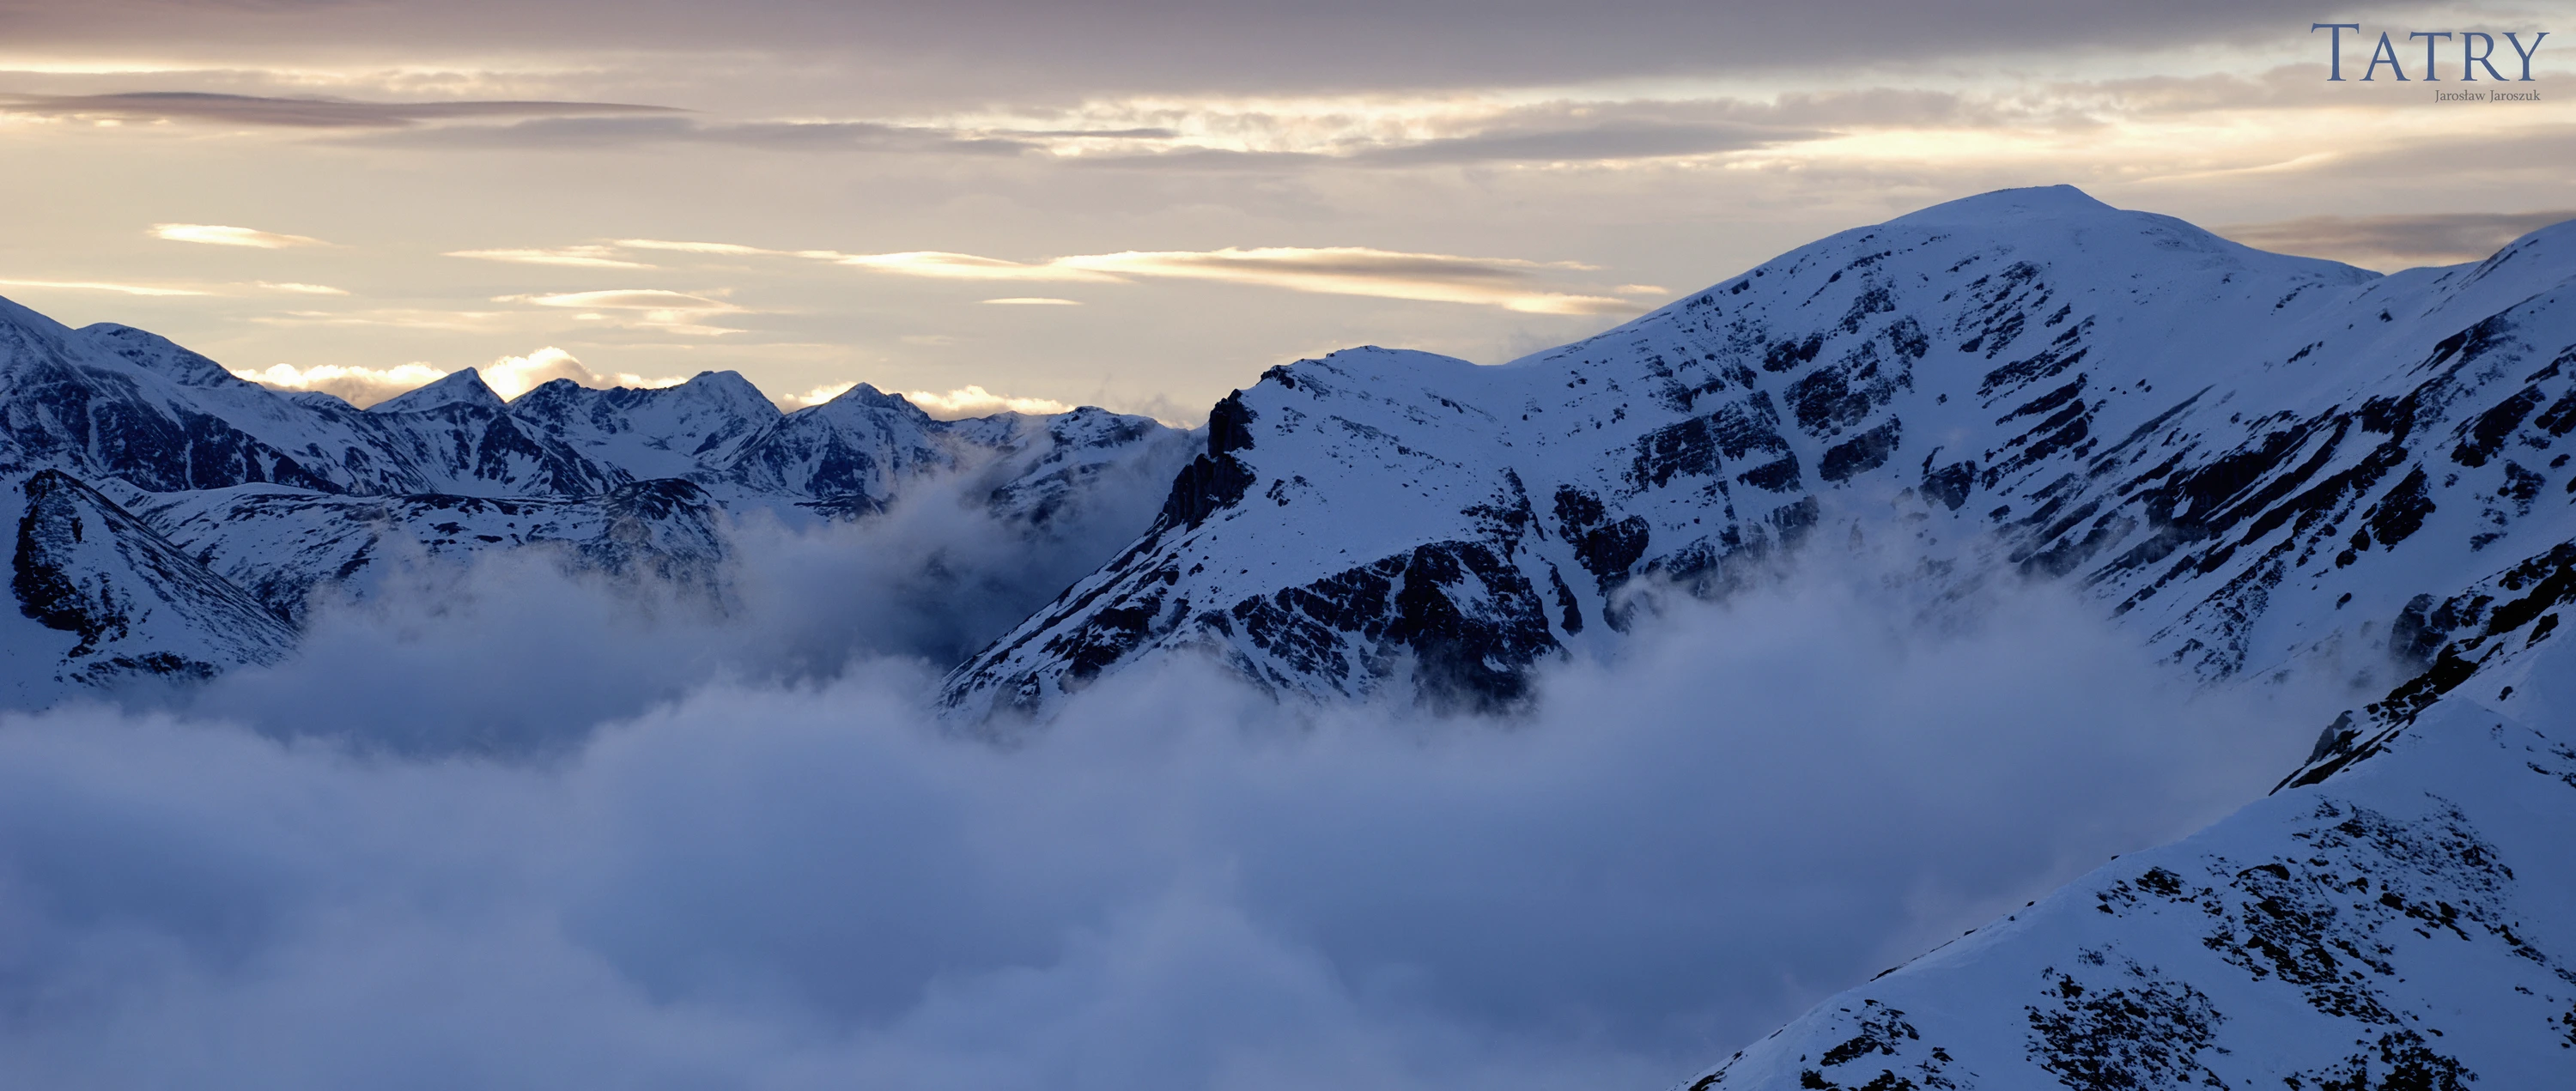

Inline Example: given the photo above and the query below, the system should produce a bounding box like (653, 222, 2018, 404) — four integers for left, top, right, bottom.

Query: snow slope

(1679, 654, 2576, 1091)
(4, 469, 297, 699)
(128, 478, 732, 625)
(943, 186, 2576, 726)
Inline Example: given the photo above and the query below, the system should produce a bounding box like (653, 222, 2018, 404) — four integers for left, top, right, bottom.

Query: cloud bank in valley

(0, 499, 2339, 1088)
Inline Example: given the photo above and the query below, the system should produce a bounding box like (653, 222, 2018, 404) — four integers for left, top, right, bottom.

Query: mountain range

(0, 297, 1194, 704)
(7, 185, 2573, 1088)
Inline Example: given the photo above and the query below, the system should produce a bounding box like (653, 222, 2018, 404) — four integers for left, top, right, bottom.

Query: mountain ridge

(941, 186, 2576, 726)
(0, 303, 1193, 703)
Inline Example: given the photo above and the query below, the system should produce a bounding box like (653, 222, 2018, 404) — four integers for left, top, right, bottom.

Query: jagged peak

(671, 370, 783, 416)
(516, 369, 779, 415)
(811, 381, 926, 415)
(680, 368, 762, 396)
(369, 367, 503, 413)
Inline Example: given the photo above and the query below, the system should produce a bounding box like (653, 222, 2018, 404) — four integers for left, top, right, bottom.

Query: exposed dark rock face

(2026, 953, 2227, 1091)
(1157, 391, 1260, 530)
(12, 469, 296, 684)
(945, 187, 2576, 718)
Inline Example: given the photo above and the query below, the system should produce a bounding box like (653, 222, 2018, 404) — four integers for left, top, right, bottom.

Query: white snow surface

(942, 186, 2576, 726)
(1680, 650, 2576, 1091)
(0, 295, 1189, 706)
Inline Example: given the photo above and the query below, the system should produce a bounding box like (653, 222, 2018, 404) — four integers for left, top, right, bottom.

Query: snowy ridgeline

(945, 186, 2576, 730)
(0, 302, 1195, 704)
(7, 185, 2576, 1088)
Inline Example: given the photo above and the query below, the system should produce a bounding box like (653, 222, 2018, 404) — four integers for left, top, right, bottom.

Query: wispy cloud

(1055, 246, 1639, 314)
(981, 297, 1082, 306)
(615, 239, 846, 258)
(256, 281, 349, 295)
(0, 277, 210, 296)
(1, 92, 679, 130)
(496, 288, 750, 336)
(2215, 210, 2576, 269)
(150, 223, 326, 248)
(507, 288, 737, 311)
(245, 308, 511, 331)
(447, 245, 654, 270)
(834, 252, 1123, 282)
(1352, 119, 1820, 166)
(343, 115, 1038, 154)
(610, 236, 1643, 313)
(289, 91, 1835, 168)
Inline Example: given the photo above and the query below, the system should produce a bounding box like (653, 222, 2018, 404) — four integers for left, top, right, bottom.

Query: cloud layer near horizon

(2215, 209, 2576, 269)
(238, 345, 686, 404)
(0, 0, 2565, 448)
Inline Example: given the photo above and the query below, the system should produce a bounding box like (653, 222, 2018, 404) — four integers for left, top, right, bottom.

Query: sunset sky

(0, 0, 2566, 420)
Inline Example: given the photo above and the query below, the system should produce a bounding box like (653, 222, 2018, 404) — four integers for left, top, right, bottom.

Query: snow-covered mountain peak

(811, 381, 926, 415)
(3, 285, 1194, 705)
(1884, 182, 2117, 225)
(371, 367, 506, 414)
(668, 369, 775, 412)
(515, 369, 776, 417)
(509, 370, 783, 482)
(945, 187, 2576, 725)
(1876, 185, 2345, 278)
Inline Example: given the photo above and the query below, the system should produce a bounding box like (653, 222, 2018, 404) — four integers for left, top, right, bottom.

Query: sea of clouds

(0, 473, 2342, 1089)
